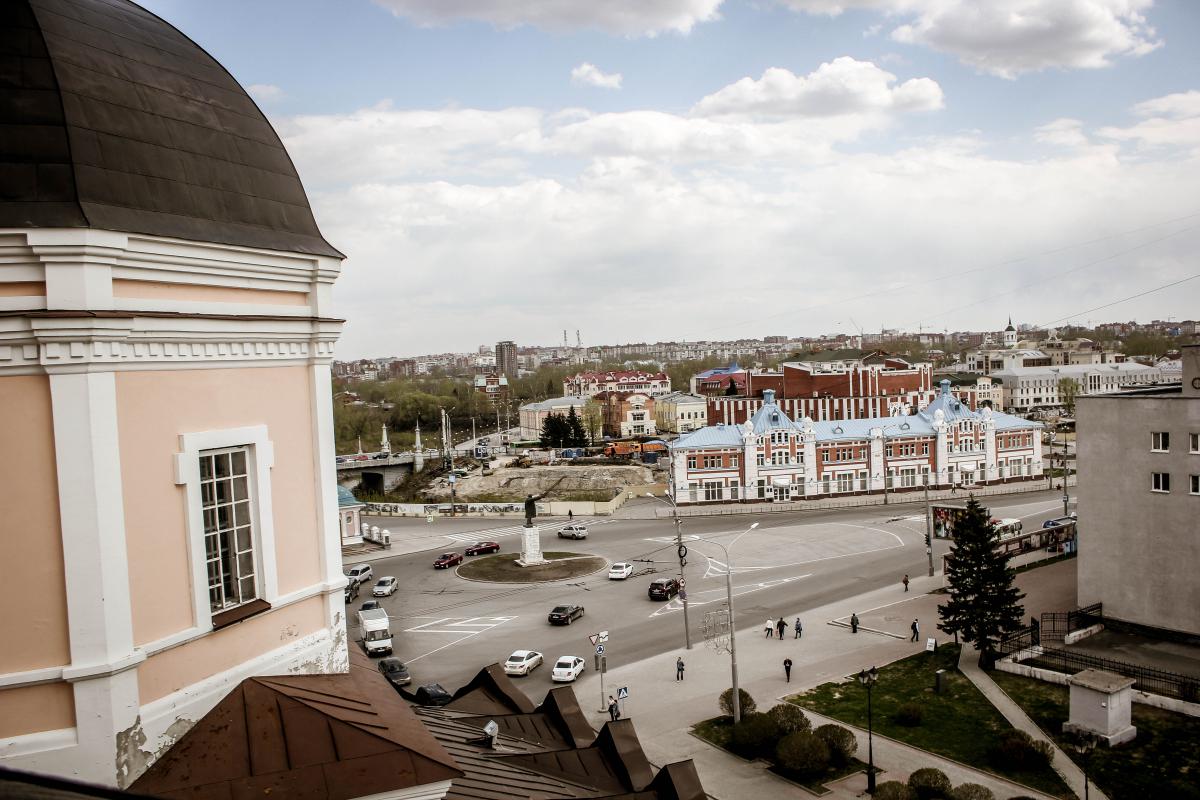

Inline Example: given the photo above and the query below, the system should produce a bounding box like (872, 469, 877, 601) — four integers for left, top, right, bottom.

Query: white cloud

(247, 83, 284, 103)
(1035, 118, 1089, 147)
(778, 0, 1161, 78)
(371, 0, 724, 36)
(691, 58, 943, 118)
(571, 63, 623, 89)
(1129, 90, 1200, 120)
(1098, 91, 1200, 151)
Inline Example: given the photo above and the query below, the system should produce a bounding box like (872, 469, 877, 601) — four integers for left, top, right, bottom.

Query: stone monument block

(1063, 668, 1137, 746)
(516, 523, 548, 567)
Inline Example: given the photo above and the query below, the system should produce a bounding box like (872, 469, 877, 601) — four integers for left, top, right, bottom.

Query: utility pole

(669, 458, 692, 649)
(923, 477, 935, 577)
(1060, 435, 1070, 518)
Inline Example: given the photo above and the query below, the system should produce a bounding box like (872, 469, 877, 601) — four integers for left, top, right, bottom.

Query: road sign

(617, 686, 629, 700)
(598, 630, 609, 643)
(589, 633, 599, 646)
(925, 637, 937, 652)
(595, 644, 605, 655)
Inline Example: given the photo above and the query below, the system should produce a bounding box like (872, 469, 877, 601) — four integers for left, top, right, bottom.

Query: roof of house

(670, 425, 745, 450)
(568, 371, 668, 383)
(520, 395, 591, 411)
(992, 363, 1159, 378)
(2, 0, 341, 257)
(656, 391, 707, 404)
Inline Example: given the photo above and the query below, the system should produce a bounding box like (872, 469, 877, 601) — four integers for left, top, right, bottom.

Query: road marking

(446, 518, 616, 543)
(698, 523, 905, 577)
(649, 574, 813, 617)
(643, 534, 701, 544)
(402, 616, 519, 664)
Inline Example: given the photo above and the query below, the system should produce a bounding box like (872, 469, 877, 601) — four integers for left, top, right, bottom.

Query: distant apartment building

(992, 363, 1165, 413)
(654, 392, 709, 433)
(1075, 345, 1199, 637)
(473, 372, 510, 406)
(670, 384, 1041, 504)
(495, 339, 518, 377)
(705, 350, 950, 424)
(596, 391, 657, 437)
(518, 395, 591, 440)
(563, 369, 671, 397)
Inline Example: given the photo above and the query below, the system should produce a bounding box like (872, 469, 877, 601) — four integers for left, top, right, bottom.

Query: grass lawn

(789, 645, 1072, 798)
(692, 716, 866, 794)
(991, 671, 1200, 799)
(457, 551, 606, 582)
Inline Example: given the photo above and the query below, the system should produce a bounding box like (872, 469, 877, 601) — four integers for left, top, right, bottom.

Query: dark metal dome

(0, 0, 341, 257)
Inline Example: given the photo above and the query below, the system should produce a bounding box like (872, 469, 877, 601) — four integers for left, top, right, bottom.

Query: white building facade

(993, 363, 1165, 413)
(654, 392, 709, 433)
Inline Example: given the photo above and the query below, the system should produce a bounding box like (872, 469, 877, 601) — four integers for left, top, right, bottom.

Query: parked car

(465, 541, 500, 555)
(373, 576, 398, 597)
(414, 683, 453, 706)
(547, 604, 585, 625)
(503, 650, 544, 676)
(557, 524, 588, 540)
(648, 577, 680, 601)
(551, 656, 586, 683)
(343, 579, 360, 603)
(377, 657, 411, 688)
(608, 562, 634, 580)
(345, 564, 373, 584)
(434, 552, 464, 569)
(359, 600, 381, 612)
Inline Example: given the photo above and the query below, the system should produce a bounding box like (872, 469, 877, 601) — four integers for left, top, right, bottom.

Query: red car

(464, 541, 500, 555)
(434, 552, 463, 569)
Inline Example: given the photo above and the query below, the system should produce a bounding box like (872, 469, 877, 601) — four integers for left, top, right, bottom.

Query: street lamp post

(857, 666, 879, 794)
(693, 522, 758, 724)
(1071, 733, 1097, 800)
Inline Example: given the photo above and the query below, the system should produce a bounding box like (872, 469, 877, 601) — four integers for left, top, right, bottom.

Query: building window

(1151, 472, 1170, 493)
(1151, 432, 1170, 452)
(201, 448, 257, 613)
(688, 456, 697, 469)
(1191, 433, 1199, 454)
(1192, 475, 1199, 495)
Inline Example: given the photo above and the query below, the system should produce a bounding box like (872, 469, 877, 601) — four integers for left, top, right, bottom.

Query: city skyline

(141, 0, 1200, 358)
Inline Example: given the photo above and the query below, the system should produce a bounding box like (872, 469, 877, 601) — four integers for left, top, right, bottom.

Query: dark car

(343, 579, 360, 603)
(465, 541, 500, 556)
(434, 552, 464, 569)
(414, 683, 453, 706)
(547, 604, 585, 625)
(648, 577, 680, 601)
(377, 657, 411, 688)
(360, 600, 381, 612)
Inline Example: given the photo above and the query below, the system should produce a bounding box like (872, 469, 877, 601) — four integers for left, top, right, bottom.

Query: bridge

(335, 450, 438, 471)
(336, 450, 441, 492)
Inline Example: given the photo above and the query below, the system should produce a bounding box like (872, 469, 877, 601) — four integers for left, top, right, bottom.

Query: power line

(1035, 272, 1200, 329)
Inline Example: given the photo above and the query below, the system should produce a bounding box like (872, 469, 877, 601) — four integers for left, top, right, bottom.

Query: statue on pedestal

(524, 493, 544, 527)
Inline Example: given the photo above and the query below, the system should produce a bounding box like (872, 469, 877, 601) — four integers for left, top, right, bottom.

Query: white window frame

(1151, 431, 1170, 452)
(175, 426, 278, 632)
(1151, 471, 1170, 493)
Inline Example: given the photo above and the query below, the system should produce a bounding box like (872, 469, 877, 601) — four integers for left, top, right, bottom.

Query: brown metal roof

(0, 0, 342, 257)
(130, 654, 462, 800)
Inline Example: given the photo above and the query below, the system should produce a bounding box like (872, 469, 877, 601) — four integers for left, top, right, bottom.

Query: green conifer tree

(565, 405, 586, 447)
(937, 497, 1026, 667)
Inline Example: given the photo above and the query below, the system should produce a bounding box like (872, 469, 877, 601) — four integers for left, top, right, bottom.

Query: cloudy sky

(142, 0, 1200, 359)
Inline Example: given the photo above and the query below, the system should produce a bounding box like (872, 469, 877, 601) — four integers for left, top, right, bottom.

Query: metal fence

(1039, 603, 1102, 642)
(996, 619, 1200, 702)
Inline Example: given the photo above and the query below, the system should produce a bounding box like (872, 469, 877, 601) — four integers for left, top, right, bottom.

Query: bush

(949, 784, 995, 800)
(893, 701, 925, 726)
(729, 713, 780, 759)
(719, 687, 757, 717)
(874, 781, 917, 800)
(813, 723, 857, 767)
(766, 703, 811, 736)
(908, 767, 952, 799)
(987, 730, 1052, 771)
(775, 731, 830, 776)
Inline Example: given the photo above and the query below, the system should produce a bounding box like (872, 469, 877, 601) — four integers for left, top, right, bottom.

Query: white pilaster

(310, 361, 350, 672)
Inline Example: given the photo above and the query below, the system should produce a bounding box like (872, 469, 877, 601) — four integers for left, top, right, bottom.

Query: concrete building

(518, 395, 591, 440)
(993, 363, 1165, 413)
(1075, 345, 1199, 637)
(472, 372, 509, 406)
(596, 391, 657, 438)
(563, 369, 671, 397)
(655, 392, 709, 433)
(670, 383, 1041, 505)
(495, 340, 517, 377)
(0, 0, 347, 785)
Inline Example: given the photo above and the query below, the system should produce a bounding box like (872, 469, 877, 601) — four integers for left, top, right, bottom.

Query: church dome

(1, 0, 341, 257)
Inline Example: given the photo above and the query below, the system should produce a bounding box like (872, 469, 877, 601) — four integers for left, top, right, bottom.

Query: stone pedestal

(516, 523, 548, 567)
(1063, 669, 1137, 746)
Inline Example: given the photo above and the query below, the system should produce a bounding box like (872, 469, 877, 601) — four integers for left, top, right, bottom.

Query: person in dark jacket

(850, 613, 859, 633)
(776, 618, 787, 639)
(676, 657, 685, 681)
(783, 658, 793, 682)
(608, 696, 619, 721)
(794, 617, 803, 639)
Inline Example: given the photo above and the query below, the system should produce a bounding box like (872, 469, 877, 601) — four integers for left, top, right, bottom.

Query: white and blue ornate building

(669, 382, 1043, 504)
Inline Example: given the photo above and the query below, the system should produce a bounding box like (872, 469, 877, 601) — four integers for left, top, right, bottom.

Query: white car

(551, 656, 586, 683)
(558, 524, 588, 540)
(345, 564, 373, 584)
(372, 576, 398, 597)
(608, 562, 634, 580)
(503, 650, 544, 676)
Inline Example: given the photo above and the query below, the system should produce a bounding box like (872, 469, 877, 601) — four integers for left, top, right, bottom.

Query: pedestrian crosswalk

(444, 518, 617, 543)
(403, 615, 516, 634)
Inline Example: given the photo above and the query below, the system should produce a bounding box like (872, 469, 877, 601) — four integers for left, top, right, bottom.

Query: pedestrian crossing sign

(617, 686, 629, 700)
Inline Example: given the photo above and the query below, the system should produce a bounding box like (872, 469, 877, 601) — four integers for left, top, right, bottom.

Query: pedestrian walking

(911, 618, 920, 642)
(902, 573, 910, 592)
(776, 618, 787, 639)
(850, 613, 859, 634)
(608, 695, 619, 721)
(676, 657, 685, 681)
(568, 509, 573, 520)
(794, 617, 803, 639)
(765, 618, 774, 638)
(783, 658, 793, 682)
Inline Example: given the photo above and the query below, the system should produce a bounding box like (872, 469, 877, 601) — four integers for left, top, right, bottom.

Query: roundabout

(456, 551, 608, 583)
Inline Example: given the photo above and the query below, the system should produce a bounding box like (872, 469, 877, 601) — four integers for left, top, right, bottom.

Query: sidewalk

(958, 645, 1108, 800)
(574, 564, 1081, 800)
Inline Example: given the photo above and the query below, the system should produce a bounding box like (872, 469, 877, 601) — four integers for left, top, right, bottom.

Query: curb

(453, 554, 612, 585)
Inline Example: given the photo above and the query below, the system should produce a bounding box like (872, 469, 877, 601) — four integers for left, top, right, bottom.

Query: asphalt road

(350, 490, 1071, 695)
